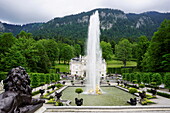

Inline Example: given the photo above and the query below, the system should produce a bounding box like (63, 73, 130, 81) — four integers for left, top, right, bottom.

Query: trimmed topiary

(55, 102, 63, 106)
(75, 88, 83, 94)
(139, 84, 145, 88)
(132, 80, 137, 84)
(55, 83, 64, 88)
(129, 88, 138, 94)
(140, 98, 155, 105)
(151, 82, 157, 88)
(32, 90, 40, 96)
(52, 80, 55, 83)
(46, 99, 55, 104)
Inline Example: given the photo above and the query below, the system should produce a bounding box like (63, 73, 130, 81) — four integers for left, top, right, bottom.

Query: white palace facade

(69, 56, 107, 77)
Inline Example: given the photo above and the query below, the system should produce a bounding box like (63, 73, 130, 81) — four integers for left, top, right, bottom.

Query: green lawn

(55, 63, 69, 72)
(107, 60, 137, 68)
(54, 60, 137, 73)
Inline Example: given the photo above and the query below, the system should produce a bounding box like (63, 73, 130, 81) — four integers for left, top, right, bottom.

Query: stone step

(44, 106, 170, 113)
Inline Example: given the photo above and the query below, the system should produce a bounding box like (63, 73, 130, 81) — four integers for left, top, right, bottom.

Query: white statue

(0, 80, 4, 91)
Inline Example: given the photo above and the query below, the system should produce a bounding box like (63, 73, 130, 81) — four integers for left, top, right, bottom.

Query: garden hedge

(122, 72, 164, 85)
(29, 73, 60, 88)
(0, 72, 7, 81)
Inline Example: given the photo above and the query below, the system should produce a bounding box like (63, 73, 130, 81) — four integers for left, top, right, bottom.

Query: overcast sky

(0, 0, 170, 25)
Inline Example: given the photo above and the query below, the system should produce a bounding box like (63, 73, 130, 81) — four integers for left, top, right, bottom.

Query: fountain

(60, 11, 137, 107)
(85, 11, 102, 95)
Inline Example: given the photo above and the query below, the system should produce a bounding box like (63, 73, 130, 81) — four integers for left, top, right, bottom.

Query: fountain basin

(62, 86, 136, 106)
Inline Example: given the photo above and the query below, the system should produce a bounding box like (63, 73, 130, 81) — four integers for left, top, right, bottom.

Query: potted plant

(117, 80, 120, 85)
(55, 91, 62, 101)
(124, 82, 127, 87)
(71, 80, 74, 85)
(62, 81, 66, 85)
(51, 85, 55, 90)
(75, 88, 83, 106)
(107, 80, 110, 85)
(39, 89, 45, 97)
(127, 98, 137, 105)
(81, 81, 84, 85)
(121, 80, 123, 84)
(150, 88, 157, 96)
(128, 88, 138, 105)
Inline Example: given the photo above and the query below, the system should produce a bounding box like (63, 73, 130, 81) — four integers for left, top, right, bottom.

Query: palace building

(69, 55, 107, 77)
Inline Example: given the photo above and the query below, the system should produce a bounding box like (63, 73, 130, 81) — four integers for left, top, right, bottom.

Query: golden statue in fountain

(88, 85, 102, 95)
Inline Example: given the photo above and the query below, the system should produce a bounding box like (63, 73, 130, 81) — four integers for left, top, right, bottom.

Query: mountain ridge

(0, 8, 170, 41)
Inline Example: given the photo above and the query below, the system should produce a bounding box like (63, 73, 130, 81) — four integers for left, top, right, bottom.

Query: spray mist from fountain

(85, 11, 103, 95)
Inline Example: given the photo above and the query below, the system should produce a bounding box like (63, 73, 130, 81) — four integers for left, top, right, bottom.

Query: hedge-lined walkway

(115, 84, 170, 106)
(151, 88, 170, 95)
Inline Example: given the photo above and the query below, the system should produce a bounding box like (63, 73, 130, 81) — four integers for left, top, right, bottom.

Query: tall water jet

(85, 11, 102, 94)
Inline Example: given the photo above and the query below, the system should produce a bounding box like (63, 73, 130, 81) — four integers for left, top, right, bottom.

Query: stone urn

(55, 92, 62, 101)
(139, 91, 146, 99)
(81, 81, 84, 85)
(39, 89, 45, 96)
(71, 80, 74, 85)
(117, 80, 120, 85)
(151, 88, 157, 96)
(62, 81, 66, 85)
(124, 82, 127, 87)
(127, 98, 137, 105)
(51, 85, 55, 90)
(75, 98, 83, 106)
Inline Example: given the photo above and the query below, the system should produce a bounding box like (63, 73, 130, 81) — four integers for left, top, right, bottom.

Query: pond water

(61, 87, 135, 106)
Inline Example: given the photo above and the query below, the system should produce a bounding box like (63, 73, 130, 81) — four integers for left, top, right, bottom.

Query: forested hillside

(0, 8, 170, 42)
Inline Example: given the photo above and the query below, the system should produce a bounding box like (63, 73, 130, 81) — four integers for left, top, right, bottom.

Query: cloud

(0, 0, 100, 24)
(99, 0, 170, 13)
(0, 0, 170, 24)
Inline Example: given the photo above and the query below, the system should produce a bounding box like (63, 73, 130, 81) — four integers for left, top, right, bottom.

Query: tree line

(0, 19, 170, 73)
(115, 19, 170, 72)
(0, 31, 82, 73)
(0, 30, 116, 73)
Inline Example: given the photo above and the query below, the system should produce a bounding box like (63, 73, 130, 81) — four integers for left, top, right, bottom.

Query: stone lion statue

(0, 66, 45, 113)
